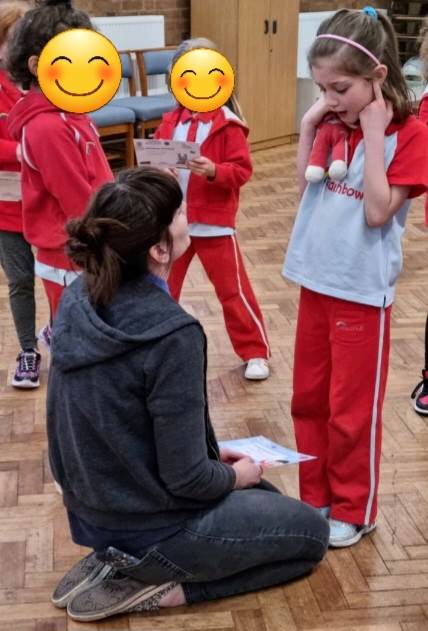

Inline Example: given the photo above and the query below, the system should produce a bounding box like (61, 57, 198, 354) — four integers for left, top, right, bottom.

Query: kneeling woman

(47, 167, 329, 623)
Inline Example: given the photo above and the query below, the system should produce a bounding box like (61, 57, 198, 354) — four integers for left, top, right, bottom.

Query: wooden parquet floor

(1, 143, 428, 630)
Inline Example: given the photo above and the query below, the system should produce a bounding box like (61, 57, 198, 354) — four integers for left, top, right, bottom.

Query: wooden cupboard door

(268, 0, 299, 138)
(191, 0, 239, 70)
(237, 0, 272, 143)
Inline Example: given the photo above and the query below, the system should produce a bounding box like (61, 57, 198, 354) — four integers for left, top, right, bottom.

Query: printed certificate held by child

(219, 435, 317, 467)
(134, 138, 200, 169)
(0, 171, 21, 202)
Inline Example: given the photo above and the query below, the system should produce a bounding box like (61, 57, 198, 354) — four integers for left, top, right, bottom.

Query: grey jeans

(0, 230, 36, 350)
(113, 483, 329, 604)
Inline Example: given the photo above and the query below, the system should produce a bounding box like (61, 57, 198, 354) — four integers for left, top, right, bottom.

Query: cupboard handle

(272, 19, 277, 34)
(264, 19, 269, 34)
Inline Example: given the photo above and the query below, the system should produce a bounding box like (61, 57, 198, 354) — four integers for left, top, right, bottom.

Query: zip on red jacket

(8, 88, 113, 271)
(418, 87, 428, 226)
(0, 69, 24, 233)
(155, 106, 253, 228)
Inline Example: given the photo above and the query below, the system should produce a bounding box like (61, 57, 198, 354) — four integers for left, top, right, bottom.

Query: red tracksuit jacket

(8, 88, 113, 270)
(155, 106, 253, 228)
(419, 93, 428, 225)
(0, 70, 23, 233)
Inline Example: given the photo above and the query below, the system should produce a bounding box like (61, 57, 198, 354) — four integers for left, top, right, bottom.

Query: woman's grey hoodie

(47, 274, 236, 530)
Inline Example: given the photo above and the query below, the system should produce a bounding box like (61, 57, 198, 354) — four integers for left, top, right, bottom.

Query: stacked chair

(90, 47, 177, 168)
(113, 47, 177, 137)
(89, 53, 136, 168)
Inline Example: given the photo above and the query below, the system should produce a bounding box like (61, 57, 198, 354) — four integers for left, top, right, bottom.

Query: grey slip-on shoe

(67, 573, 177, 622)
(52, 552, 112, 608)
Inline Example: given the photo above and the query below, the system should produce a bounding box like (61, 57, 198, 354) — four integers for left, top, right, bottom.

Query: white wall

(92, 16, 165, 97)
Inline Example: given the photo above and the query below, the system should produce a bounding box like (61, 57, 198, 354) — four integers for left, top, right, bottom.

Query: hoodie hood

(8, 88, 83, 140)
(52, 274, 197, 372)
(160, 105, 249, 140)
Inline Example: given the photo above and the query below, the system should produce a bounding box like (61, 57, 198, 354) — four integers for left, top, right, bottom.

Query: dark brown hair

(66, 167, 183, 307)
(7, 0, 92, 88)
(307, 9, 412, 121)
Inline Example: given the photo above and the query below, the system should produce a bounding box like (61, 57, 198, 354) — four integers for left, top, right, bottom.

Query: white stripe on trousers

(364, 307, 386, 525)
(230, 234, 270, 357)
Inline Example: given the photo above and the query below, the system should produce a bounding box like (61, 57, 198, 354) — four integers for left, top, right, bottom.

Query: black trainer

(11, 349, 41, 389)
(411, 369, 428, 415)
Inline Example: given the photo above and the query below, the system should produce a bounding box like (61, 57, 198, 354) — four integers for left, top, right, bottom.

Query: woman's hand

(359, 80, 393, 137)
(301, 94, 331, 130)
(187, 157, 216, 178)
(220, 447, 247, 465)
(232, 457, 263, 489)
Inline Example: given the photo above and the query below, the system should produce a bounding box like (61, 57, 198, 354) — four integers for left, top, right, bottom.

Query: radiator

(92, 15, 166, 97)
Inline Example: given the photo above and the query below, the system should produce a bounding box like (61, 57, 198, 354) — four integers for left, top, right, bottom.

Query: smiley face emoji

(37, 29, 121, 114)
(170, 48, 235, 113)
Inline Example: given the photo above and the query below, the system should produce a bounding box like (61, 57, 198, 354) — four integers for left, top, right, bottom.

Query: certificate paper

(134, 138, 200, 169)
(218, 435, 317, 467)
(0, 171, 21, 202)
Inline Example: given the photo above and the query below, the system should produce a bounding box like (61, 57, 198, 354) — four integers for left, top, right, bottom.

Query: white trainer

(328, 518, 376, 547)
(244, 358, 270, 380)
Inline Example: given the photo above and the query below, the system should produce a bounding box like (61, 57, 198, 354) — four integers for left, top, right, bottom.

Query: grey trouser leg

(103, 486, 329, 604)
(0, 230, 36, 350)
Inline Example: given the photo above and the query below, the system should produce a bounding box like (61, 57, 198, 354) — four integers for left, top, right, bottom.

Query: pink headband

(315, 34, 380, 66)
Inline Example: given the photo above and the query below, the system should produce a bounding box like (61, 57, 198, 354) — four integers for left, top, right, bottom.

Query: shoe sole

(52, 562, 112, 609)
(67, 581, 173, 621)
(11, 379, 40, 389)
(412, 399, 428, 415)
(329, 523, 376, 548)
(244, 370, 270, 381)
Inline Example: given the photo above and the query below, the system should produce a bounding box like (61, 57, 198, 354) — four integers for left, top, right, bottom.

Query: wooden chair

(89, 53, 137, 168)
(113, 47, 177, 138)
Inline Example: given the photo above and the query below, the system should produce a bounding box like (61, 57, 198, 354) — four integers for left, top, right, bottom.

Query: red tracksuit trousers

(168, 235, 270, 361)
(292, 287, 391, 526)
(42, 279, 65, 321)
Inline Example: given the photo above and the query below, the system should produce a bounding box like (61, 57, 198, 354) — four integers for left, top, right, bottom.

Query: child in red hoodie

(0, 1, 42, 388)
(156, 39, 270, 380)
(7, 0, 113, 332)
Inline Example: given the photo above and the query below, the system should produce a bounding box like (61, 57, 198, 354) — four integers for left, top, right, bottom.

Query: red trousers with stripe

(292, 288, 391, 526)
(42, 279, 65, 322)
(168, 235, 270, 361)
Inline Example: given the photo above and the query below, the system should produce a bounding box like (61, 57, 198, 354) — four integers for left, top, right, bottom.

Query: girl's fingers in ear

(372, 79, 384, 102)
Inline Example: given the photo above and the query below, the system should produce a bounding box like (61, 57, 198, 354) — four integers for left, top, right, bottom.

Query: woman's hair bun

(65, 218, 105, 270)
(67, 217, 105, 249)
(66, 216, 129, 274)
(36, 0, 72, 7)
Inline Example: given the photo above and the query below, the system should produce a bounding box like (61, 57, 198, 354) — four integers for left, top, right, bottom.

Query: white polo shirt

(283, 116, 428, 307)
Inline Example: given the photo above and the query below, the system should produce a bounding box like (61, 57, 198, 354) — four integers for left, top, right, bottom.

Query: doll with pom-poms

(305, 114, 349, 183)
